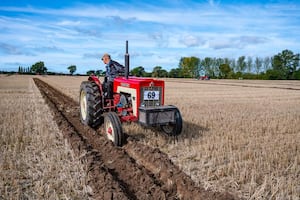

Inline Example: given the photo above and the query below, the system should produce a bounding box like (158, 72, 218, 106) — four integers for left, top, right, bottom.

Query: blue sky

(0, 0, 299, 73)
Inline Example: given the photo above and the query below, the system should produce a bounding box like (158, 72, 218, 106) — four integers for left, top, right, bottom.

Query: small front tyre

(104, 112, 124, 146)
(160, 107, 183, 136)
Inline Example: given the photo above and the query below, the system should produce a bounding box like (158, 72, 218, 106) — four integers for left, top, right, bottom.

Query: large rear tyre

(104, 112, 124, 146)
(79, 81, 103, 128)
(160, 107, 183, 136)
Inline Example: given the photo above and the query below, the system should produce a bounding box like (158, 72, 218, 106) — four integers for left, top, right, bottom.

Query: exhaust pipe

(125, 40, 129, 79)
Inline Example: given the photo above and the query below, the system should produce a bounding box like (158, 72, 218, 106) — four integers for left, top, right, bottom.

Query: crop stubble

(0, 75, 89, 199)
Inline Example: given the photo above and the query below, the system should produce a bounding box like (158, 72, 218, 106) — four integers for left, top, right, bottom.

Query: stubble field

(1, 75, 299, 199)
(0, 75, 89, 199)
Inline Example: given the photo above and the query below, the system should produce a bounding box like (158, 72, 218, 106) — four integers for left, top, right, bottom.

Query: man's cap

(101, 53, 111, 60)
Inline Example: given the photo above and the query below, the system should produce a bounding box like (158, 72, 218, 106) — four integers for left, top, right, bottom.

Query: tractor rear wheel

(161, 107, 183, 136)
(104, 112, 124, 146)
(79, 81, 103, 128)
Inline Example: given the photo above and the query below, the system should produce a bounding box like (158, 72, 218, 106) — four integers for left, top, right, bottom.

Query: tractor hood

(113, 76, 165, 90)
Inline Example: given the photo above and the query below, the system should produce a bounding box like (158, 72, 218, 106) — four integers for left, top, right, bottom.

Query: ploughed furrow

(33, 78, 172, 199)
(124, 140, 236, 200)
(33, 78, 238, 200)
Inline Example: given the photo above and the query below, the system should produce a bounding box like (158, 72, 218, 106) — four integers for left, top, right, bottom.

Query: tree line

(13, 61, 77, 75)
(131, 49, 300, 80)
(3, 49, 299, 80)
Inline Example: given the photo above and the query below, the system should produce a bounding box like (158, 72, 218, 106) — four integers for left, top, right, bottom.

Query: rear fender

(88, 75, 102, 93)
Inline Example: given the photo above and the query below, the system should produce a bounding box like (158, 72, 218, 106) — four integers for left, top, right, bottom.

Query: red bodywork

(88, 75, 165, 123)
(198, 75, 210, 80)
(88, 75, 101, 85)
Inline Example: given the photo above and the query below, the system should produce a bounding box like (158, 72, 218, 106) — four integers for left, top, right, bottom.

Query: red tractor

(79, 41, 182, 146)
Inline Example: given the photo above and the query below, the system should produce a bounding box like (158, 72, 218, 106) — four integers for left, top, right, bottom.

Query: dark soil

(33, 78, 238, 200)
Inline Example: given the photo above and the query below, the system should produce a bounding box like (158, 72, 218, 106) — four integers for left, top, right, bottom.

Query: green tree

(219, 64, 232, 79)
(160, 69, 168, 77)
(254, 57, 262, 75)
(247, 57, 253, 73)
(68, 65, 77, 75)
(95, 70, 104, 76)
(263, 57, 271, 72)
(151, 66, 168, 78)
(224, 58, 231, 67)
(86, 70, 95, 76)
(230, 59, 237, 73)
(213, 58, 223, 77)
(179, 57, 200, 78)
(201, 57, 214, 77)
(272, 49, 300, 79)
(265, 69, 285, 80)
(31, 61, 47, 74)
(237, 56, 246, 72)
(293, 69, 300, 80)
(152, 66, 161, 77)
(143, 71, 152, 77)
(169, 68, 182, 78)
(152, 66, 162, 77)
(131, 66, 146, 77)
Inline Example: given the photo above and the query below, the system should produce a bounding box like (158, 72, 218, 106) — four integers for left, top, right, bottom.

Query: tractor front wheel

(160, 107, 183, 136)
(104, 112, 124, 146)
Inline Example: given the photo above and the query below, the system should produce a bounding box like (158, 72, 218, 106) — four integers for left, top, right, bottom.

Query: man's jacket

(106, 60, 125, 81)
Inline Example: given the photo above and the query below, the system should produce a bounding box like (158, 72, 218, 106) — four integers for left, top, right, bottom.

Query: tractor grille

(140, 86, 162, 107)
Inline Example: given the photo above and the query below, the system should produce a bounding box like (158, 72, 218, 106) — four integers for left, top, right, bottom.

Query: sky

(0, 0, 299, 74)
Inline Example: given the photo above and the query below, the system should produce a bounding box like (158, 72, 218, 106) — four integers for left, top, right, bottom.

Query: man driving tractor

(102, 53, 125, 81)
(101, 53, 125, 98)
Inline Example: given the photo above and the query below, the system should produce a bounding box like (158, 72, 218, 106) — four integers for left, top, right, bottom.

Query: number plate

(144, 91, 160, 100)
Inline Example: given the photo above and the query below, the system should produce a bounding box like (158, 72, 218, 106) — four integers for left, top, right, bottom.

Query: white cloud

(208, 35, 270, 50)
(179, 35, 204, 47)
(0, 1, 300, 72)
